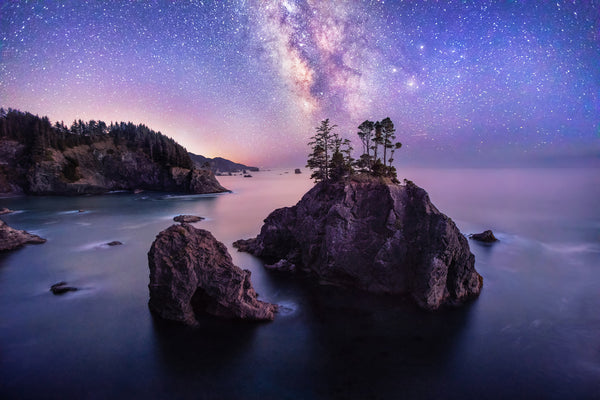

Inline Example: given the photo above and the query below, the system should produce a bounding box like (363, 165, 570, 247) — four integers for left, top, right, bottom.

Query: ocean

(0, 167, 598, 399)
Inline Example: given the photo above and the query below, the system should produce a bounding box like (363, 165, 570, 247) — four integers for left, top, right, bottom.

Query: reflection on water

(0, 168, 599, 399)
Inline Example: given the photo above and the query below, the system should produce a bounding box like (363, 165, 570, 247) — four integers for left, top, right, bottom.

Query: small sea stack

(148, 223, 277, 324)
(469, 230, 498, 243)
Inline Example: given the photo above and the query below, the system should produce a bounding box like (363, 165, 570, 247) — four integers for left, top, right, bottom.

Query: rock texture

(469, 230, 498, 243)
(21, 144, 227, 195)
(0, 219, 46, 251)
(173, 214, 204, 223)
(148, 223, 277, 324)
(234, 178, 482, 310)
(0, 109, 228, 195)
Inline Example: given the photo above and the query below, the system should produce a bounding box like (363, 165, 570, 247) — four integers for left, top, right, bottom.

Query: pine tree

(307, 119, 337, 182)
(357, 120, 374, 172)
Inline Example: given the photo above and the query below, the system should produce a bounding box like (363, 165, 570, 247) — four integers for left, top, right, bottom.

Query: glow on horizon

(1, 1, 598, 167)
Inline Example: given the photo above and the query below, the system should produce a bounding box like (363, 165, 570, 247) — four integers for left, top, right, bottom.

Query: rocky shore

(0, 219, 46, 251)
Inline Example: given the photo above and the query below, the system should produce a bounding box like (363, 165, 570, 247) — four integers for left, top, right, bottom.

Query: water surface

(0, 168, 598, 399)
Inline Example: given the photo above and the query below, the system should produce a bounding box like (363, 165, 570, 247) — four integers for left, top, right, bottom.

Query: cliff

(234, 177, 482, 310)
(148, 223, 277, 323)
(0, 109, 227, 195)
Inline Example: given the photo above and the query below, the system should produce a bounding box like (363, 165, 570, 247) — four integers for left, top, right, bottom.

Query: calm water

(0, 168, 598, 399)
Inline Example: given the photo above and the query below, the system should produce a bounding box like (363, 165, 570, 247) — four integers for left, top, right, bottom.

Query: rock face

(234, 178, 482, 310)
(469, 230, 498, 243)
(0, 110, 228, 195)
(19, 144, 227, 195)
(0, 220, 46, 251)
(148, 223, 277, 324)
(173, 214, 204, 223)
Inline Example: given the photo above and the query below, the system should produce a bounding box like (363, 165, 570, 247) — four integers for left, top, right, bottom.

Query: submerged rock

(234, 178, 482, 310)
(0, 220, 46, 252)
(50, 281, 78, 295)
(173, 214, 204, 223)
(469, 230, 498, 243)
(148, 223, 277, 324)
(0, 208, 14, 215)
(106, 241, 122, 246)
(294, 169, 302, 174)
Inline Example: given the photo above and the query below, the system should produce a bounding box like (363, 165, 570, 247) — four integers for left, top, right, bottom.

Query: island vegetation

(0, 108, 192, 169)
(0, 108, 227, 195)
(306, 117, 402, 183)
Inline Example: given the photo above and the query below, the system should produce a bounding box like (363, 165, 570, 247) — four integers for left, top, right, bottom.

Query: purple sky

(1, 1, 598, 167)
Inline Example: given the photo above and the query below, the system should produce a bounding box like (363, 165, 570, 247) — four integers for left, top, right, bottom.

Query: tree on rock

(307, 119, 337, 182)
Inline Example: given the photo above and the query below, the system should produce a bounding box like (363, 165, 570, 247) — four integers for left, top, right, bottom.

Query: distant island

(0, 108, 229, 195)
(189, 152, 259, 174)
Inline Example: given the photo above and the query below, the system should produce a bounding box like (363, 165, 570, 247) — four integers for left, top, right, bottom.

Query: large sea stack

(148, 223, 277, 324)
(234, 178, 483, 310)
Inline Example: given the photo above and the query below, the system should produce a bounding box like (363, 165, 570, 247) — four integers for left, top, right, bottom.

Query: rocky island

(235, 177, 483, 310)
(0, 108, 227, 195)
(148, 223, 277, 324)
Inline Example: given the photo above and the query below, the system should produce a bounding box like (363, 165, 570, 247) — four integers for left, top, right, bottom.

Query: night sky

(1, 1, 598, 167)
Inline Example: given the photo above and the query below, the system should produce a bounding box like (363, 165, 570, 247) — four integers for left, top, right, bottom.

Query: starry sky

(1, 0, 598, 167)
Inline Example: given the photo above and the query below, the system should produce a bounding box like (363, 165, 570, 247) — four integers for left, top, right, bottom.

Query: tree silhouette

(307, 119, 338, 182)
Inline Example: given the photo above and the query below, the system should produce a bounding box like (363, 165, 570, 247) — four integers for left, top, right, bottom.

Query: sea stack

(235, 177, 482, 310)
(148, 223, 277, 324)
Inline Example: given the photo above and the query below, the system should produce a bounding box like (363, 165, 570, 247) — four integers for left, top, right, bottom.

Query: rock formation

(0, 109, 228, 195)
(50, 282, 78, 295)
(0, 219, 46, 251)
(148, 223, 277, 324)
(234, 178, 482, 310)
(469, 230, 498, 243)
(173, 214, 204, 223)
(189, 152, 259, 173)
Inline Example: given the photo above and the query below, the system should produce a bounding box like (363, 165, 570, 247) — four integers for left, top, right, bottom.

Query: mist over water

(0, 168, 598, 399)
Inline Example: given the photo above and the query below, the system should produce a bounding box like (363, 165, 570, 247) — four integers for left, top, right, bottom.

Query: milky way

(1, 1, 598, 166)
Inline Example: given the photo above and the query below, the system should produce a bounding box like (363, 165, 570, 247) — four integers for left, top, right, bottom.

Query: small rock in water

(50, 282, 78, 295)
(469, 230, 498, 243)
(0, 208, 14, 215)
(106, 241, 123, 246)
(243, 174, 252, 178)
(294, 169, 301, 174)
(173, 215, 204, 223)
(78, 209, 85, 213)
(265, 259, 296, 272)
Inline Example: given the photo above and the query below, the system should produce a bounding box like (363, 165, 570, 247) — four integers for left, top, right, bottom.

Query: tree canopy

(307, 117, 402, 183)
(0, 108, 194, 169)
